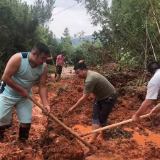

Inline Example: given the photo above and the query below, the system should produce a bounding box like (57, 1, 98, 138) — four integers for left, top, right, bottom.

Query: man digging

(0, 42, 50, 145)
(69, 62, 117, 144)
(132, 61, 160, 121)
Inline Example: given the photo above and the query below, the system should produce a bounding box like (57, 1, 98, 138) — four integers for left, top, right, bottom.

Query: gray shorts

(0, 95, 32, 126)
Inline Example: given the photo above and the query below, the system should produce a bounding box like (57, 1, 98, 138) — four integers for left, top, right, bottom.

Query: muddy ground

(0, 65, 160, 160)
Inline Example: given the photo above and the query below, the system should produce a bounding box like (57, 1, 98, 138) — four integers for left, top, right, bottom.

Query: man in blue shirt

(0, 42, 50, 143)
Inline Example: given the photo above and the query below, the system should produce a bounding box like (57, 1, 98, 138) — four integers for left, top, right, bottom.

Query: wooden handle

(81, 113, 151, 137)
(28, 96, 93, 150)
(49, 53, 57, 76)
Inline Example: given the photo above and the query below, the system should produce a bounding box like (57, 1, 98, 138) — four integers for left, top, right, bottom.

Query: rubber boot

(18, 126, 30, 141)
(0, 127, 5, 141)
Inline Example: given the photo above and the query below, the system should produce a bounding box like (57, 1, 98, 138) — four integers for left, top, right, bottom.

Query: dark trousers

(56, 65, 62, 75)
(0, 82, 6, 93)
(55, 65, 62, 78)
(92, 93, 117, 127)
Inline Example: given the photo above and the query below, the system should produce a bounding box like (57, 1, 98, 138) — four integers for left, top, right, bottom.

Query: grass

(47, 64, 56, 74)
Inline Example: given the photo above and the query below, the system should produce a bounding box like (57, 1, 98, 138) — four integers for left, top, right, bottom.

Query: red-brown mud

(1, 65, 160, 160)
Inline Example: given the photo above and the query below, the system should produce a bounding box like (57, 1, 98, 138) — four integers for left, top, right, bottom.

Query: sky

(23, 0, 112, 38)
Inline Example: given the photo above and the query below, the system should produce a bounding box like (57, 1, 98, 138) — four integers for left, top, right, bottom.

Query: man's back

(146, 69, 160, 100)
(149, 69, 160, 88)
(84, 70, 116, 100)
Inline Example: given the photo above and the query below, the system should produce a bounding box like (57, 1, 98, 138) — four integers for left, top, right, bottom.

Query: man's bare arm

(132, 99, 155, 121)
(2, 54, 29, 97)
(68, 94, 90, 112)
(39, 64, 50, 112)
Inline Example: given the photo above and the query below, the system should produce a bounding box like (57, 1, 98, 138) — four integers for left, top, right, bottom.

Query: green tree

(36, 26, 62, 63)
(63, 27, 70, 37)
(74, 40, 104, 66)
(75, 0, 160, 69)
(61, 28, 75, 64)
(0, 0, 55, 76)
(30, 0, 55, 26)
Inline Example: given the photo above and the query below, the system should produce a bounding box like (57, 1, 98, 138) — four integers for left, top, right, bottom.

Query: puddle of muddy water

(72, 125, 91, 134)
(125, 127, 160, 147)
(72, 125, 160, 160)
(73, 125, 160, 148)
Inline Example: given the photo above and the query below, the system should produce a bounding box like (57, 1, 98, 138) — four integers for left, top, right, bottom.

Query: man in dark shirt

(69, 62, 117, 144)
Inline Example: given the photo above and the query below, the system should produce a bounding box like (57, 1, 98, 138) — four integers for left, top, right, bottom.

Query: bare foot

(97, 132, 105, 142)
(88, 137, 97, 144)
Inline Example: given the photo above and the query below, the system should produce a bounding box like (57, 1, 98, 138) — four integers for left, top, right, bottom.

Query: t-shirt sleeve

(84, 80, 96, 94)
(145, 83, 159, 100)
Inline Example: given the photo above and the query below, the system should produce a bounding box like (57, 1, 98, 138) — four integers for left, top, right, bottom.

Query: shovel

(81, 113, 151, 137)
(28, 96, 93, 150)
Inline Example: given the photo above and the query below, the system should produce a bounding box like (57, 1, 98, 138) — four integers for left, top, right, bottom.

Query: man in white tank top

(132, 62, 160, 121)
(0, 42, 50, 143)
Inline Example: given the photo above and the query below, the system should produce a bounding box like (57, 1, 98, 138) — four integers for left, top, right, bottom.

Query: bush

(119, 52, 139, 69)
(47, 64, 56, 73)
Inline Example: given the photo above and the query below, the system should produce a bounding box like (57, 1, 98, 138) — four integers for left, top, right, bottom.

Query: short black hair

(61, 51, 66, 54)
(147, 61, 160, 74)
(74, 62, 88, 70)
(33, 42, 50, 55)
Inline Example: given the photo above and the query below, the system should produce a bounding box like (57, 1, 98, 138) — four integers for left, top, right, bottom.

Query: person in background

(55, 51, 66, 80)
